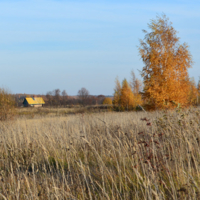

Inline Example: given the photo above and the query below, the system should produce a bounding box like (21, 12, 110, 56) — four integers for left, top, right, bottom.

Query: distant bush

(0, 88, 15, 120)
(103, 97, 112, 105)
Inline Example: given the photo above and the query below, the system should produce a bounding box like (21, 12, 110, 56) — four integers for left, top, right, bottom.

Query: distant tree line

(13, 88, 111, 108)
(44, 88, 107, 107)
(45, 89, 68, 106)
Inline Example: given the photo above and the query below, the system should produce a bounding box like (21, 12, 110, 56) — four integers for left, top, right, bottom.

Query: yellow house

(23, 97, 45, 107)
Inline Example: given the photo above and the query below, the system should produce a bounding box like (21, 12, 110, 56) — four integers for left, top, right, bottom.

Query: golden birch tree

(198, 79, 200, 93)
(139, 15, 193, 109)
(197, 78, 200, 105)
(120, 79, 134, 110)
(188, 78, 198, 105)
(130, 70, 142, 94)
(130, 70, 143, 106)
(113, 77, 121, 107)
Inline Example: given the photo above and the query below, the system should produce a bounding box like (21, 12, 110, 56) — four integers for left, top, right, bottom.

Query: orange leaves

(120, 79, 134, 110)
(113, 77, 121, 107)
(113, 78, 143, 110)
(188, 78, 198, 105)
(139, 15, 193, 109)
(102, 97, 112, 105)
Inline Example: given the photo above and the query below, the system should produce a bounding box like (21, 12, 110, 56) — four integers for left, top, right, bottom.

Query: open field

(16, 106, 112, 118)
(16, 107, 84, 118)
(0, 108, 200, 199)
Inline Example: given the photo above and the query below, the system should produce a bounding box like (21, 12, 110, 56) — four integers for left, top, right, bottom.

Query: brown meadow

(0, 108, 200, 199)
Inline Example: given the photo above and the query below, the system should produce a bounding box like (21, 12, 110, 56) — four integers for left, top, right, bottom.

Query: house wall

(23, 99, 29, 107)
(33, 104, 43, 107)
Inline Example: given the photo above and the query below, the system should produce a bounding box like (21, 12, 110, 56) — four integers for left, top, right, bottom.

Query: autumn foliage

(102, 97, 112, 105)
(120, 79, 135, 110)
(139, 15, 193, 109)
(113, 77, 121, 108)
(113, 74, 143, 110)
(197, 80, 200, 105)
(0, 88, 15, 120)
(188, 78, 198, 105)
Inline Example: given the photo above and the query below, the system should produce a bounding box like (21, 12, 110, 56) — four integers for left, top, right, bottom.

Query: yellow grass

(16, 106, 86, 118)
(1, 108, 200, 199)
(16, 106, 110, 118)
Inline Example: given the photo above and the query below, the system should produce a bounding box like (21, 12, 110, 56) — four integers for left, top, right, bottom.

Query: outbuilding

(23, 97, 45, 107)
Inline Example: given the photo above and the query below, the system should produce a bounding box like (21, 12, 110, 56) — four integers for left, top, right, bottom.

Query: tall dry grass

(0, 108, 200, 199)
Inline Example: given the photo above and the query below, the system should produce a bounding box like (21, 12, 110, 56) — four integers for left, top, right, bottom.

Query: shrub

(102, 97, 112, 105)
(0, 88, 15, 120)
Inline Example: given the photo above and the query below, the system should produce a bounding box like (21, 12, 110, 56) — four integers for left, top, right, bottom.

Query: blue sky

(0, 0, 199, 95)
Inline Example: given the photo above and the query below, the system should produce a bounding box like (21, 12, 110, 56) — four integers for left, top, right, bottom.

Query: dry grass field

(0, 108, 200, 199)
(16, 106, 111, 119)
(16, 107, 85, 118)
